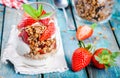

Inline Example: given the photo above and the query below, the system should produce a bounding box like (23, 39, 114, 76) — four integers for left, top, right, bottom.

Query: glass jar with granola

(17, 2, 59, 61)
(73, 0, 114, 23)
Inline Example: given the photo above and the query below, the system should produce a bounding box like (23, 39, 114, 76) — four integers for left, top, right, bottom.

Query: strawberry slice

(19, 29, 29, 44)
(76, 25, 93, 40)
(76, 24, 96, 40)
(38, 49, 45, 54)
(41, 10, 46, 15)
(17, 17, 37, 29)
(39, 10, 50, 26)
(39, 18, 50, 26)
(39, 22, 55, 41)
(23, 12, 30, 17)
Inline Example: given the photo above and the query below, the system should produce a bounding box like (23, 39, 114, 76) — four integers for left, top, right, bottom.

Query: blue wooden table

(0, 0, 120, 78)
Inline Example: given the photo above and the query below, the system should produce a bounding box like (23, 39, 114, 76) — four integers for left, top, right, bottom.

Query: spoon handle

(62, 8, 75, 30)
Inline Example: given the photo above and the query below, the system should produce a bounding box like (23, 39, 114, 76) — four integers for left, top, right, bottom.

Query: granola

(19, 23, 57, 59)
(75, 0, 114, 22)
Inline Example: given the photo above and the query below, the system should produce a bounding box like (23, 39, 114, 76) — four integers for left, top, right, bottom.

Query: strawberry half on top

(40, 22, 55, 41)
(72, 42, 92, 72)
(18, 4, 55, 42)
(17, 17, 37, 29)
(92, 48, 120, 69)
(76, 23, 96, 41)
(17, 4, 52, 30)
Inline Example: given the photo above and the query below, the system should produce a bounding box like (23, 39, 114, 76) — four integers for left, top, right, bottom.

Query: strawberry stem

(78, 41, 85, 48)
(90, 23, 97, 29)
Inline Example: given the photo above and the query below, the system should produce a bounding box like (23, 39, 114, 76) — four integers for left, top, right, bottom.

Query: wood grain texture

(0, 0, 41, 78)
(109, 0, 120, 48)
(72, 0, 120, 77)
(37, 0, 88, 78)
(0, 5, 4, 54)
(109, 19, 120, 48)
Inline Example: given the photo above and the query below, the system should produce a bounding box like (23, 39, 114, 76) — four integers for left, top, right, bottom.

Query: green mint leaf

(90, 23, 97, 29)
(40, 12, 52, 19)
(22, 4, 37, 19)
(35, 4, 43, 17)
(38, 4, 43, 16)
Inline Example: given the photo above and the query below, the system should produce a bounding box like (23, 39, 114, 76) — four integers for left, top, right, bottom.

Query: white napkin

(1, 25, 68, 75)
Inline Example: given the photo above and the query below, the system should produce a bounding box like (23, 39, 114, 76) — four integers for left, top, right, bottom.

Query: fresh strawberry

(39, 18, 50, 26)
(19, 29, 29, 44)
(38, 49, 45, 54)
(76, 25, 93, 40)
(76, 24, 96, 40)
(41, 10, 46, 15)
(72, 47, 92, 72)
(17, 17, 37, 29)
(92, 48, 120, 69)
(39, 22, 55, 41)
(23, 12, 30, 17)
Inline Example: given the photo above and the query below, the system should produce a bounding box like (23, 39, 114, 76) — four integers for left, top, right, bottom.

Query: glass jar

(72, 0, 114, 24)
(16, 2, 59, 65)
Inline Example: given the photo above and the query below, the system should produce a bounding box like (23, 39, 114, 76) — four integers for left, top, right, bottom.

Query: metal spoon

(54, 0, 75, 30)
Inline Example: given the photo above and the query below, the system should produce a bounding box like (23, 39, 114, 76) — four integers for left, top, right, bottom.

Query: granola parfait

(17, 2, 59, 60)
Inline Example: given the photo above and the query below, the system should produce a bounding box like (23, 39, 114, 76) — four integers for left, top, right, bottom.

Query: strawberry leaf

(111, 52, 120, 59)
(105, 64, 110, 69)
(98, 50, 109, 57)
(85, 44, 92, 51)
(40, 12, 52, 19)
(90, 23, 97, 29)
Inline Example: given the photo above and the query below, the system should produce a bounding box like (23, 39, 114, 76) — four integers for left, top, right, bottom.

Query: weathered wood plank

(109, 19, 120, 48)
(0, 5, 4, 54)
(72, 0, 120, 77)
(37, 0, 88, 78)
(109, 0, 120, 48)
(0, 0, 41, 78)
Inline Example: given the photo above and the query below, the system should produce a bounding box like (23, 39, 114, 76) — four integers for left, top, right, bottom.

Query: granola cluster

(23, 25, 56, 59)
(75, 0, 113, 22)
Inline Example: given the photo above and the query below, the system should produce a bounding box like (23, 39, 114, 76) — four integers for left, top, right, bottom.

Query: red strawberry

(76, 25, 93, 40)
(41, 10, 46, 15)
(19, 29, 29, 44)
(72, 48, 92, 72)
(38, 49, 45, 54)
(92, 48, 120, 69)
(17, 17, 37, 29)
(39, 18, 50, 26)
(39, 22, 55, 41)
(76, 24, 96, 40)
(23, 12, 30, 17)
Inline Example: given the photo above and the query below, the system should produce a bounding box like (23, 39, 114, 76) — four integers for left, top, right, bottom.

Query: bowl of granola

(16, 2, 59, 61)
(72, 0, 114, 24)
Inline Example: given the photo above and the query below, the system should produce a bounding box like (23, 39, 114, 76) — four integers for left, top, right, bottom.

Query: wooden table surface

(0, 0, 120, 78)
